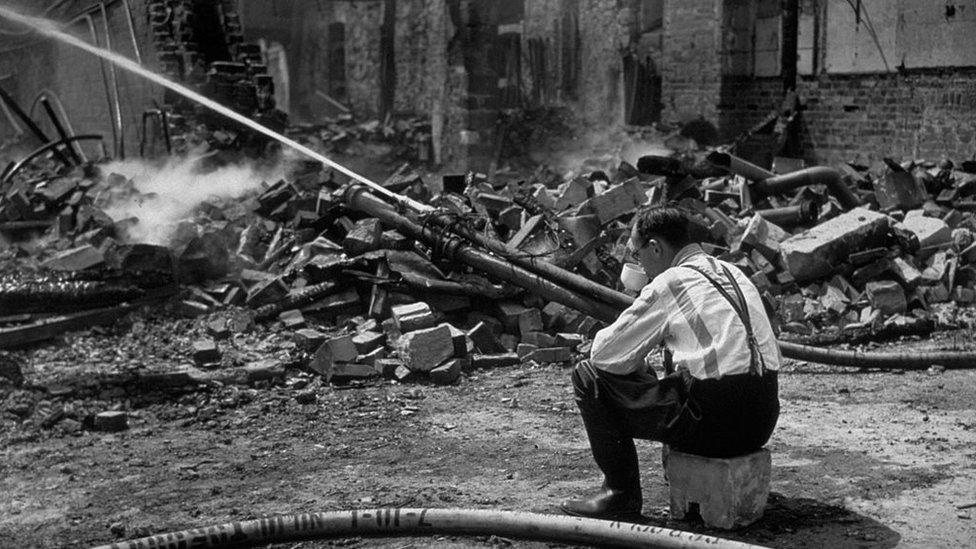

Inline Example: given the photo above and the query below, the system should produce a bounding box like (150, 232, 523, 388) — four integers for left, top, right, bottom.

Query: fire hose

(346, 185, 976, 370)
(91, 508, 770, 549)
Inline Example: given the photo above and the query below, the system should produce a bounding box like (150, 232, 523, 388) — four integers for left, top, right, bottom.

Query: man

(561, 206, 781, 520)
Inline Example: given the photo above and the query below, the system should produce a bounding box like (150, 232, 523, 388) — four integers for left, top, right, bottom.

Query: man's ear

(646, 238, 662, 256)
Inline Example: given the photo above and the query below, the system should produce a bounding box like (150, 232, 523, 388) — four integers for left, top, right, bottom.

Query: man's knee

(572, 359, 599, 401)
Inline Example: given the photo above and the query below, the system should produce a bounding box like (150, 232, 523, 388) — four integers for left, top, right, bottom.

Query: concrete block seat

(662, 446, 771, 529)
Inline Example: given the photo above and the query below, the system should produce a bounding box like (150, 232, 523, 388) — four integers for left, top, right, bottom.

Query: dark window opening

(327, 22, 347, 101)
(638, 0, 664, 33)
(623, 54, 662, 125)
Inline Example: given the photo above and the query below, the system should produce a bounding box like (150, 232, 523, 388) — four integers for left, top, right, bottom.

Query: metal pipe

(708, 152, 861, 210)
(754, 200, 819, 228)
(92, 508, 770, 549)
(706, 151, 776, 181)
(73, 12, 120, 158)
(345, 186, 622, 323)
(28, 88, 84, 161)
(120, 0, 142, 64)
(40, 98, 82, 164)
(97, 1, 125, 158)
(755, 166, 861, 210)
(0, 134, 104, 186)
(0, 86, 72, 167)
(422, 213, 632, 310)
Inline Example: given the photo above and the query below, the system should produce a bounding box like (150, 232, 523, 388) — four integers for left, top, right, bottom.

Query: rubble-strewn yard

(3, 114, 976, 548)
(1, 317, 975, 548)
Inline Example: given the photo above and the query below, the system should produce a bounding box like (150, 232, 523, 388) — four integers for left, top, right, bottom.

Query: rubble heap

(4, 147, 976, 385)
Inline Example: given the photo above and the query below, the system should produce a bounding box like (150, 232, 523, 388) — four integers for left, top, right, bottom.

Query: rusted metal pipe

(344, 186, 622, 323)
(97, 1, 125, 158)
(1, 135, 104, 186)
(755, 200, 819, 228)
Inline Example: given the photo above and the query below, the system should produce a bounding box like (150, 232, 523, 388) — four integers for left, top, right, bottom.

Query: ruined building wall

(660, 0, 722, 125)
(332, 2, 384, 116)
(0, 0, 159, 157)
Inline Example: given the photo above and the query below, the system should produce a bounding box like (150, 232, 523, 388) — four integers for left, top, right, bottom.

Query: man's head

(628, 206, 694, 280)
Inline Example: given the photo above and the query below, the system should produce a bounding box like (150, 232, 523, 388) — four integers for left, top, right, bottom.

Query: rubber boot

(561, 403, 643, 520)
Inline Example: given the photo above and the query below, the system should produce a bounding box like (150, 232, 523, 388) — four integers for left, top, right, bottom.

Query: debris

(93, 411, 128, 432)
(398, 324, 455, 372)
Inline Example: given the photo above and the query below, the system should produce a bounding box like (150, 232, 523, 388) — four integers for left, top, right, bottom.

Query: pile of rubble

(4, 145, 976, 387)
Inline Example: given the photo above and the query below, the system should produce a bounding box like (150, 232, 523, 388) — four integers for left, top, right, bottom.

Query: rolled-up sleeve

(589, 280, 669, 375)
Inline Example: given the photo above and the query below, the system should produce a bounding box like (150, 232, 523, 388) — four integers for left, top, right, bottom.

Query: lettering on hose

(418, 508, 433, 528)
(351, 509, 358, 528)
(394, 507, 401, 527)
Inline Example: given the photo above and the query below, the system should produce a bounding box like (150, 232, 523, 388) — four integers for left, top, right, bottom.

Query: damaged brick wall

(660, 0, 722, 125)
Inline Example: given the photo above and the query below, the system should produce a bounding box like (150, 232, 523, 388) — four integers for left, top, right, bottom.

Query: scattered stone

(470, 353, 520, 369)
(278, 309, 306, 329)
(780, 208, 893, 282)
(352, 331, 386, 355)
(865, 281, 907, 315)
(526, 347, 573, 364)
(430, 359, 464, 385)
(467, 321, 505, 353)
(399, 324, 455, 372)
(192, 339, 220, 365)
(93, 411, 128, 432)
(342, 218, 382, 255)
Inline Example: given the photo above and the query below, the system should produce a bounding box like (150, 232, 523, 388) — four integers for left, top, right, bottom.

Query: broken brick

(865, 280, 907, 315)
(430, 358, 464, 385)
(342, 218, 382, 255)
(352, 331, 386, 355)
(467, 321, 505, 353)
(399, 324, 454, 372)
(93, 411, 128, 432)
(470, 353, 520, 369)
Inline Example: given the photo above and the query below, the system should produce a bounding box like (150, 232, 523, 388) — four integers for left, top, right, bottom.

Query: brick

(206, 319, 230, 340)
(737, 213, 789, 260)
(309, 335, 359, 378)
(554, 177, 592, 210)
(399, 324, 454, 372)
(446, 325, 468, 357)
(430, 358, 464, 385)
(93, 411, 128, 432)
(470, 353, 520, 369)
(780, 208, 893, 282)
(391, 302, 438, 332)
(380, 229, 410, 250)
(865, 281, 907, 315)
(499, 334, 520, 352)
(526, 347, 572, 364)
(294, 328, 327, 350)
(41, 245, 105, 271)
(342, 218, 382, 255)
(517, 308, 544, 336)
(581, 178, 647, 223)
(357, 346, 387, 366)
(521, 332, 556, 347)
(331, 362, 378, 381)
(192, 339, 220, 365)
(890, 257, 922, 288)
(516, 343, 538, 359)
(278, 309, 306, 329)
(352, 331, 386, 355)
(554, 333, 584, 350)
(497, 302, 528, 332)
(900, 214, 951, 249)
(246, 277, 289, 307)
(375, 358, 403, 378)
(467, 321, 505, 353)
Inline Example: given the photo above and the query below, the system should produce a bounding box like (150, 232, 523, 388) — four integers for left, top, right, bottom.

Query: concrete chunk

(391, 302, 438, 332)
(780, 208, 893, 282)
(352, 331, 386, 355)
(900, 214, 951, 249)
(865, 280, 907, 315)
(309, 335, 359, 378)
(399, 325, 454, 372)
(93, 411, 128, 432)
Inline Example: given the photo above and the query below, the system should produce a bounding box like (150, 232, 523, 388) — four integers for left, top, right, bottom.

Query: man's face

(628, 225, 670, 280)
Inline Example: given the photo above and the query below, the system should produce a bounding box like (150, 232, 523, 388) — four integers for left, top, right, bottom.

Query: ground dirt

(1, 313, 975, 549)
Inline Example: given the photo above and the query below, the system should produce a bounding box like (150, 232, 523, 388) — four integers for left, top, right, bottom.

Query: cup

(620, 262, 649, 292)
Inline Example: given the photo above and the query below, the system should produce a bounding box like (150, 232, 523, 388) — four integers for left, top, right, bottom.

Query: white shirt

(590, 244, 782, 379)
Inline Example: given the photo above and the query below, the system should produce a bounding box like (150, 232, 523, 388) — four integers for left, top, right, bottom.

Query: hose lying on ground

(90, 508, 770, 549)
(778, 341, 976, 370)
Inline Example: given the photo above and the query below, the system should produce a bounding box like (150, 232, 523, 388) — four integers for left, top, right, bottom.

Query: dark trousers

(572, 360, 779, 460)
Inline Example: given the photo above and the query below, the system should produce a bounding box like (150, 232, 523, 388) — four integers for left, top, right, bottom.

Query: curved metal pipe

(0, 85, 72, 167)
(755, 166, 861, 210)
(0, 134, 104, 185)
(29, 89, 86, 162)
(91, 508, 770, 549)
(119, 0, 141, 64)
(706, 151, 775, 181)
(754, 200, 819, 228)
(40, 98, 82, 164)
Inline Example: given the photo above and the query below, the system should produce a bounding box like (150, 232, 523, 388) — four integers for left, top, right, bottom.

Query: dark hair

(633, 206, 694, 249)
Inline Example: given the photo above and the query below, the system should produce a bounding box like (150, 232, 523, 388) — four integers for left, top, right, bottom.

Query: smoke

(99, 152, 289, 246)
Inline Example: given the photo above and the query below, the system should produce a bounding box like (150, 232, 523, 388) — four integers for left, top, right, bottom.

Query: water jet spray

(0, 5, 432, 213)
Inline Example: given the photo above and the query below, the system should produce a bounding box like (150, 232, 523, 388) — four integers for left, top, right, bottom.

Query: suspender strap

(681, 264, 767, 376)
